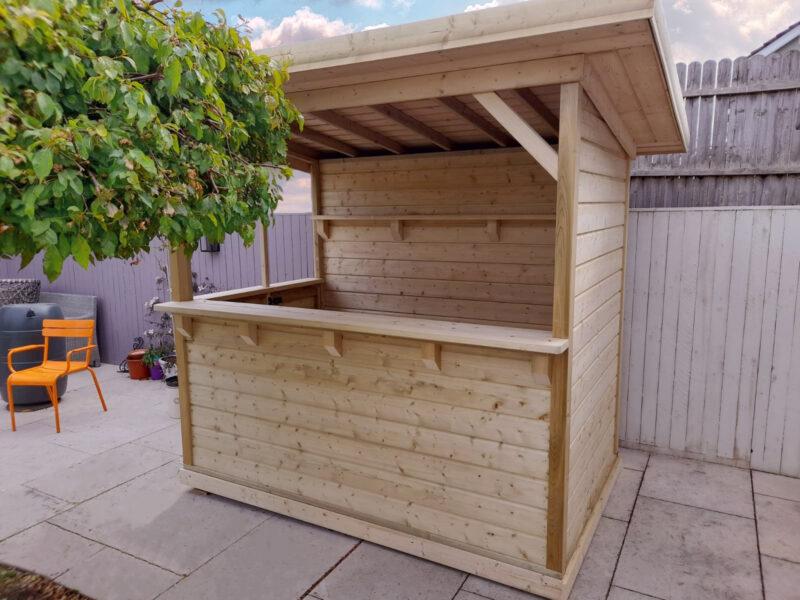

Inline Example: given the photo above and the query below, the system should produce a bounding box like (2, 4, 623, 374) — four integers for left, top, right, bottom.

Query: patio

(0, 366, 797, 600)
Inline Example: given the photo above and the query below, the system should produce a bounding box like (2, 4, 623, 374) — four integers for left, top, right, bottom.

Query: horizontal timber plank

(158, 302, 567, 354)
(320, 222, 555, 245)
(192, 446, 547, 564)
(191, 402, 547, 484)
(192, 427, 547, 536)
(322, 258, 555, 285)
(321, 241, 555, 264)
(187, 411, 547, 505)
(324, 274, 553, 304)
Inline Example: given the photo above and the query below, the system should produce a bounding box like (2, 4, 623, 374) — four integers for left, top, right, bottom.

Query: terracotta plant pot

(127, 349, 149, 380)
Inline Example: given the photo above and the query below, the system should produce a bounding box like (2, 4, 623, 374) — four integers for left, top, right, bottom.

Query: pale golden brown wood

(168, 249, 195, 466)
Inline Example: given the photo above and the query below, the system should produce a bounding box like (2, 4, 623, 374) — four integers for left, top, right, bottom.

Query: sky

(176, 0, 800, 211)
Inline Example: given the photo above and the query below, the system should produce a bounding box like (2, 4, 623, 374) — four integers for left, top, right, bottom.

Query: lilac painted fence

(0, 213, 313, 364)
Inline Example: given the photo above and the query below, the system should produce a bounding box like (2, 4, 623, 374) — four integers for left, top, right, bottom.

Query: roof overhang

(269, 0, 688, 159)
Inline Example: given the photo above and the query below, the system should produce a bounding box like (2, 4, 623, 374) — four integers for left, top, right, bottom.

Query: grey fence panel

(620, 206, 800, 478)
(631, 50, 800, 207)
(0, 214, 314, 364)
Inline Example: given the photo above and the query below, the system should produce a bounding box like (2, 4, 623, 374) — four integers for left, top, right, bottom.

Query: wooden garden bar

(157, 1, 687, 597)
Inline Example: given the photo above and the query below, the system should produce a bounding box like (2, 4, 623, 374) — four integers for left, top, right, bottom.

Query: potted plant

(142, 348, 164, 380)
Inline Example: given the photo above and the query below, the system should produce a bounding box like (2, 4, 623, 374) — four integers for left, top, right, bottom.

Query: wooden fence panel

(631, 51, 800, 207)
(621, 207, 800, 477)
(0, 214, 314, 364)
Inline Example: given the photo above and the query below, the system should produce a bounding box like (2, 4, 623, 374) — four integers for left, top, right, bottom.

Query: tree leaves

(0, 0, 300, 282)
(31, 149, 53, 180)
(164, 58, 182, 96)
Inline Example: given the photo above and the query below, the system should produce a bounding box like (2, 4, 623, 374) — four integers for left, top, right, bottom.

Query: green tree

(0, 0, 300, 280)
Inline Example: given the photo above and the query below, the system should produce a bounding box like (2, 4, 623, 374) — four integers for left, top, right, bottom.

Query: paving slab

(603, 467, 642, 522)
(133, 423, 182, 456)
(614, 496, 761, 600)
(462, 575, 545, 599)
(607, 588, 661, 600)
(762, 555, 800, 600)
(0, 426, 90, 489)
(50, 462, 268, 575)
(26, 443, 175, 503)
(619, 448, 649, 471)
(455, 592, 493, 600)
(754, 471, 800, 503)
(159, 516, 356, 600)
(0, 522, 103, 578)
(639, 455, 753, 518)
(312, 542, 466, 600)
(0, 485, 71, 541)
(56, 546, 180, 600)
(755, 493, 800, 563)
(570, 517, 628, 600)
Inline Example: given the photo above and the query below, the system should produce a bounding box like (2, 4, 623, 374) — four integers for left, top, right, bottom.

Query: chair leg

(87, 367, 107, 412)
(6, 381, 16, 432)
(48, 385, 61, 433)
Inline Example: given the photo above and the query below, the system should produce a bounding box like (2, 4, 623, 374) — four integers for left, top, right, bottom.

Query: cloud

(355, 0, 383, 8)
(245, 8, 355, 50)
(392, 0, 415, 9)
(664, 0, 800, 62)
(464, 1, 499, 11)
(276, 174, 312, 214)
(363, 23, 389, 31)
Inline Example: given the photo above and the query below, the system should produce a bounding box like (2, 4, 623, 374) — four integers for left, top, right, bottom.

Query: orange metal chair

(6, 319, 107, 433)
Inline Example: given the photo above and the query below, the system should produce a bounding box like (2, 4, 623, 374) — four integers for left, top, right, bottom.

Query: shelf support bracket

(322, 330, 342, 357)
(486, 219, 500, 241)
(174, 317, 193, 341)
(390, 219, 404, 241)
(315, 220, 330, 240)
(421, 341, 441, 371)
(238, 322, 258, 346)
(531, 354, 550, 386)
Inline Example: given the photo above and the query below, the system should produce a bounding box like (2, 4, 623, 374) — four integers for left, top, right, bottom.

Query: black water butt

(0, 304, 67, 408)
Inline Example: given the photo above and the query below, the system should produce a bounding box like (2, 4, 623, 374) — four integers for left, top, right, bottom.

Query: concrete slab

(26, 443, 175, 503)
(614, 496, 761, 600)
(461, 575, 545, 599)
(603, 467, 642, 522)
(0, 485, 71, 541)
(133, 423, 182, 456)
(49, 462, 268, 575)
(312, 542, 466, 600)
(159, 516, 357, 600)
(607, 588, 661, 600)
(0, 522, 103, 578)
(56, 546, 180, 600)
(619, 448, 649, 471)
(640, 455, 753, 518)
(754, 471, 800, 503)
(755, 494, 800, 563)
(0, 426, 90, 490)
(762, 555, 800, 600)
(570, 517, 628, 600)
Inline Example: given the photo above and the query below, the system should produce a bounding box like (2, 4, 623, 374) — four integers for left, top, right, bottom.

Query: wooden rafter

(474, 92, 558, 179)
(292, 124, 359, 157)
(437, 96, 513, 147)
(371, 104, 454, 151)
(511, 88, 560, 138)
(312, 110, 406, 154)
(287, 140, 320, 163)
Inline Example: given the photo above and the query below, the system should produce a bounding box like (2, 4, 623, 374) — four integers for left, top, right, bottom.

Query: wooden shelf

(312, 215, 554, 241)
(157, 300, 568, 355)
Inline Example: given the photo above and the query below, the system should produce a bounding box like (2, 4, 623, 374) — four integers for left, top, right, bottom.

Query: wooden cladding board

(566, 92, 629, 554)
(317, 149, 556, 329)
(185, 315, 551, 570)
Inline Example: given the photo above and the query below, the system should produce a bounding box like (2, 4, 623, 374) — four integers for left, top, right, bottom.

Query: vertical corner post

(547, 81, 581, 574)
(168, 248, 195, 466)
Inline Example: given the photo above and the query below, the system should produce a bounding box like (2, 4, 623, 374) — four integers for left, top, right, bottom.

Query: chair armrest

(7, 344, 45, 373)
(65, 344, 96, 372)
